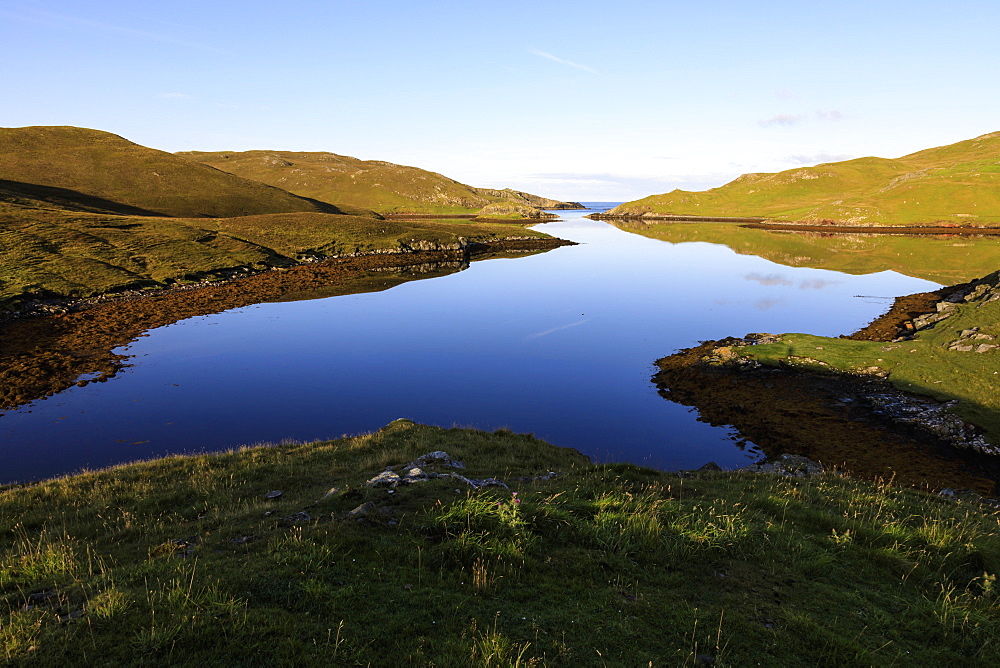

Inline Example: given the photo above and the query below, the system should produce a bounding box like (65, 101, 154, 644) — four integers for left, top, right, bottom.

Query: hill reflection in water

(2, 206, 976, 483)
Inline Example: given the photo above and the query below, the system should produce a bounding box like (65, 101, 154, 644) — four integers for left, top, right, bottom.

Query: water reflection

(0, 206, 950, 483)
(613, 220, 1000, 284)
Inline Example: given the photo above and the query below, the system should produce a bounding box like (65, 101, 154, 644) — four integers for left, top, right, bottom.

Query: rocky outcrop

(473, 203, 559, 221)
(474, 188, 584, 210)
(904, 270, 1000, 341)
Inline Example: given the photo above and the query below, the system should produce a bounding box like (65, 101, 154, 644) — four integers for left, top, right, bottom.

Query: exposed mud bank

(0, 237, 573, 412)
(587, 213, 766, 223)
(384, 214, 478, 220)
(654, 340, 1000, 494)
(654, 278, 1000, 494)
(847, 282, 975, 341)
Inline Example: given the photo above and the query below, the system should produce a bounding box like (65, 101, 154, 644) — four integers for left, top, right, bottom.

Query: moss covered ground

(2, 421, 999, 665)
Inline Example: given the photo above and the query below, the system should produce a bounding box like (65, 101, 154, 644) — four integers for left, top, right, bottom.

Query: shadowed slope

(0, 127, 367, 219)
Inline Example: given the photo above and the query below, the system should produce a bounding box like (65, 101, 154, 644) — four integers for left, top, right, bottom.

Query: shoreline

(588, 212, 1000, 235)
(0, 236, 573, 413)
(652, 280, 1000, 494)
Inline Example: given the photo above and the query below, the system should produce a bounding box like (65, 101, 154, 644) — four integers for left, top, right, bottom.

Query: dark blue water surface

(0, 204, 941, 483)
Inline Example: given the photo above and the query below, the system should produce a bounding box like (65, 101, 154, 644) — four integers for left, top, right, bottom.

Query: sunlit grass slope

(0, 127, 353, 219)
(0, 199, 549, 309)
(179, 150, 581, 215)
(614, 220, 1000, 284)
(740, 276, 1000, 444)
(608, 132, 1000, 226)
(2, 420, 998, 665)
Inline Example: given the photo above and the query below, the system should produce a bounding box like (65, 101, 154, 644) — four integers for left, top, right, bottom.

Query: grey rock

(263, 490, 283, 500)
(347, 502, 376, 518)
(741, 454, 824, 477)
(280, 511, 311, 525)
(976, 344, 997, 353)
(866, 391, 999, 455)
(405, 451, 466, 470)
(318, 487, 340, 501)
(365, 470, 402, 487)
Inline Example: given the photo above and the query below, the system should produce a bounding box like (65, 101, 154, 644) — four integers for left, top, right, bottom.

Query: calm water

(0, 204, 949, 483)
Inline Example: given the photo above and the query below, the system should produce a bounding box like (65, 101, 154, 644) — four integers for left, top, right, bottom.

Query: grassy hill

(613, 220, 1000, 285)
(0, 126, 565, 309)
(604, 132, 1000, 226)
(0, 199, 553, 310)
(2, 420, 998, 665)
(0, 127, 364, 219)
(179, 149, 582, 216)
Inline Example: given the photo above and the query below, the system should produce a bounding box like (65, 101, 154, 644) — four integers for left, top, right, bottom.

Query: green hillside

(179, 150, 582, 215)
(0, 200, 551, 310)
(0, 127, 360, 219)
(605, 132, 1000, 226)
(614, 220, 1000, 284)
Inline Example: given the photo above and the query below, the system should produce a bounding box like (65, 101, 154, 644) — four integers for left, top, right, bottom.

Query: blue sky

(2, 0, 998, 200)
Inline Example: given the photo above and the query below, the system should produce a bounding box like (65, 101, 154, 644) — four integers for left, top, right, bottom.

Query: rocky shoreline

(0, 236, 573, 412)
(653, 276, 1000, 494)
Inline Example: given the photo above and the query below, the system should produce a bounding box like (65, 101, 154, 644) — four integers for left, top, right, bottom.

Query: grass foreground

(3, 420, 999, 665)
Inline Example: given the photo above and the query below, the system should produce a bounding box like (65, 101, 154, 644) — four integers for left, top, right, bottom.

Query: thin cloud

(786, 152, 854, 165)
(799, 278, 840, 290)
(759, 110, 846, 128)
(758, 114, 807, 128)
(527, 48, 598, 74)
(745, 272, 793, 287)
(816, 110, 846, 121)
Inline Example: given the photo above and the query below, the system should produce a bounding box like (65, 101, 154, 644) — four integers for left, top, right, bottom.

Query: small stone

(697, 462, 722, 472)
(264, 490, 283, 500)
(939, 488, 956, 498)
(975, 344, 996, 353)
(279, 511, 311, 525)
(347, 502, 376, 518)
(59, 609, 85, 624)
(365, 470, 401, 487)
